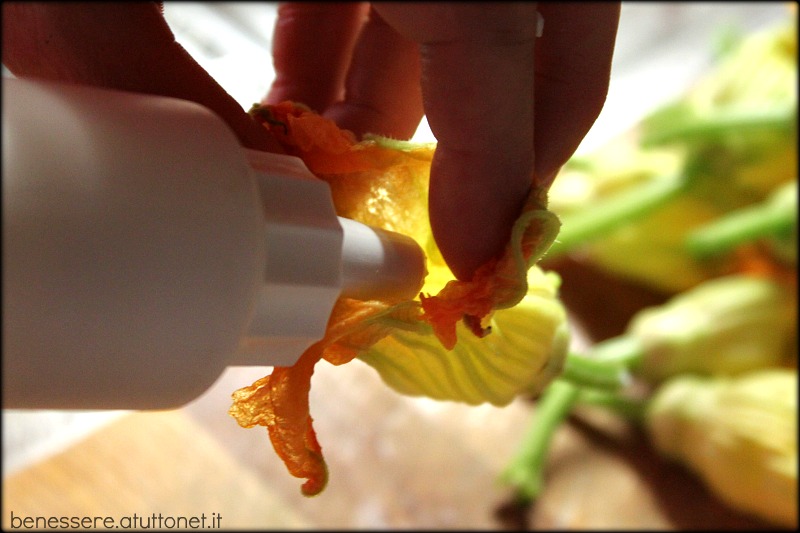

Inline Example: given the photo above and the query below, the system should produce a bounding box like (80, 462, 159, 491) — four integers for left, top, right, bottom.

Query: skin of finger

(373, 3, 539, 280)
(321, 6, 424, 140)
(533, 2, 621, 186)
(265, 2, 370, 112)
(2, 2, 280, 152)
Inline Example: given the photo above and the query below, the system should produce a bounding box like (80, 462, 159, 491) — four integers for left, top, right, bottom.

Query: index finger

(533, 3, 620, 185)
(375, 3, 539, 280)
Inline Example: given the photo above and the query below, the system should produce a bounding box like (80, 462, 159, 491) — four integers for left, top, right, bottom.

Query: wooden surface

(2, 260, 784, 530)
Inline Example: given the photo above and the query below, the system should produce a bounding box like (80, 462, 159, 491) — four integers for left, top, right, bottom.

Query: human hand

(2, 2, 620, 281)
(1, 2, 281, 152)
(268, 3, 620, 279)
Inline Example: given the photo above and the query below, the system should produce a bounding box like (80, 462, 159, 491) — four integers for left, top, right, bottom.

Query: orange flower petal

(420, 188, 561, 349)
(229, 298, 422, 496)
(235, 102, 561, 496)
(229, 344, 327, 496)
(252, 101, 406, 175)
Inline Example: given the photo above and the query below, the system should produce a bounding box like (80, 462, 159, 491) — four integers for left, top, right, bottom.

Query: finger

(2, 2, 279, 152)
(322, 6, 424, 140)
(265, 2, 370, 113)
(533, 2, 620, 185)
(376, 3, 538, 280)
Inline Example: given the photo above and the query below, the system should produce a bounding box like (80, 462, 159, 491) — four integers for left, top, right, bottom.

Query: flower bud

(645, 369, 798, 527)
(629, 274, 796, 382)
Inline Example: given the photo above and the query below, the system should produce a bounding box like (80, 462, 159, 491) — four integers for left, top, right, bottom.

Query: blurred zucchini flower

(627, 274, 797, 381)
(646, 369, 798, 527)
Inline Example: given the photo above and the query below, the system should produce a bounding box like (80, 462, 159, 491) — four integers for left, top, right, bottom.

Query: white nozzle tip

(339, 218, 426, 301)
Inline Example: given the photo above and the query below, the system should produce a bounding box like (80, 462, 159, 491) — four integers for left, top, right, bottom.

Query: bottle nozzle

(237, 150, 427, 367)
(339, 217, 426, 302)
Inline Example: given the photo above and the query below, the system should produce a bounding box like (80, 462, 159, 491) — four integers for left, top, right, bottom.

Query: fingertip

(533, 3, 620, 182)
(267, 2, 369, 112)
(323, 100, 423, 141)
(316, 7, 424, 141)
(429, 146, 532, 281)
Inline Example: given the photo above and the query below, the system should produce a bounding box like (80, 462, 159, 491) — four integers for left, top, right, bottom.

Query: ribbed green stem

(560, 352, 631, 391)
(547, 176, 686, 257)
(641, 105, 796, 147)
(501, 334, 648, 501)
(500, 380, 580, 502)
(685, 181, 798, 258)
(588, 335, 647, 369)
(575, 388, 648, 424)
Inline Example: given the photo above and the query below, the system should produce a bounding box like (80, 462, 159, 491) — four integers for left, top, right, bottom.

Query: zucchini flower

(360, 266, 570, 406)
(545, 17, 797, 294)
(641, 17, 798, 201)
(502, 270, 797, 506)
(230, 102, 568, 496)
(645, 369, 798, 528)
(590, 274, 797, 383)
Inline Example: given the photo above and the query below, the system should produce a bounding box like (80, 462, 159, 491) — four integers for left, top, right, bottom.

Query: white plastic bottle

(3, 77, 426, 410)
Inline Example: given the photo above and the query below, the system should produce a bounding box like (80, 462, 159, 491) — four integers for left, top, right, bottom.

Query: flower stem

(575, 388, 648, 424)
(547, 176, 686, 257)
(560, 352, 631, 390)
(641, 105, 796, 148)
(501, 335, 647, 501)
(588, 335, 647, 369)
(501, 380, 580, 502)
(685, 180, 798, 258)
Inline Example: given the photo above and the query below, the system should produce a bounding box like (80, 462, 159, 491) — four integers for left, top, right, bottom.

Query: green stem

(547, 176, 686, 257)
(575, 388, 648, 424)
(500, 335, 647, 501)
(500, 380, 580, 502)
(641, 105, 796, 147)
(685, 181, 798, 258)
(560, 352, 631, 390)
(588, 335, 647, 369)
